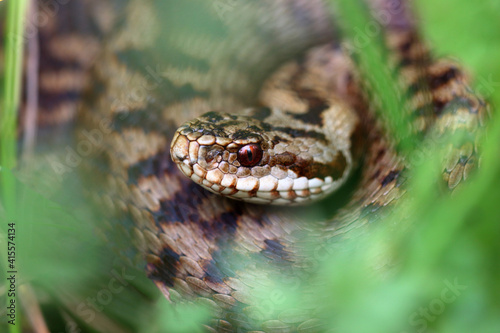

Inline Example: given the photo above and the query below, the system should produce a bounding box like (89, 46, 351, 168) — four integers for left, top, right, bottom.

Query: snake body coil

(70, 0, 488, 331)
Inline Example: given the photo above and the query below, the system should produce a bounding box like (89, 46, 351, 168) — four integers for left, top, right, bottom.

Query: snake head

(171, 110, 354, 205)
(171, 111, 270, 166)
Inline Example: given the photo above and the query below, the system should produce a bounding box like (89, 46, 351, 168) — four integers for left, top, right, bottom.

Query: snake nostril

(205, 147, 222, 164)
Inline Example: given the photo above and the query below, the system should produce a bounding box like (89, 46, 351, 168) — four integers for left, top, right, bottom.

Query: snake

(15, 0, 488, 331)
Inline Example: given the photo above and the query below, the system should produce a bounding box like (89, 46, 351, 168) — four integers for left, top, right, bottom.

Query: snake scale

(18, 0, 488, 331)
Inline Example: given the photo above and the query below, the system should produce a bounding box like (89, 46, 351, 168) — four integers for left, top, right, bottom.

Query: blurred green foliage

(308, 1, 500, 332)
(1, 0, 499, 332)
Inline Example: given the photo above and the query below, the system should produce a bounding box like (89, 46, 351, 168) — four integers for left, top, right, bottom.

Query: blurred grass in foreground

(304, 1, 500, 332)
(1, 1, 27, 333)
(1, 0, 500, 332)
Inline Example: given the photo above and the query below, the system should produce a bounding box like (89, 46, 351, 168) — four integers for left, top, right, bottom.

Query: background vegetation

(1, 0, 499, 332)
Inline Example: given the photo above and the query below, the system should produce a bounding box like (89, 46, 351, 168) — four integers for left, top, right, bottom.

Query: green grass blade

(1, 1, 28, 332)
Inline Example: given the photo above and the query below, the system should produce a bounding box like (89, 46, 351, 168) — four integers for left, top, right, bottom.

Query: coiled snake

(26, 0, 489, 331)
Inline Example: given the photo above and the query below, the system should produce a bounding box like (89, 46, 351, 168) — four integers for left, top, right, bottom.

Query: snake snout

(170, 132, 190, 164)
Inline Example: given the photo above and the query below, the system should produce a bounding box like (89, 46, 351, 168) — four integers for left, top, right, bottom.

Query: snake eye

(237, 144, 263, 167)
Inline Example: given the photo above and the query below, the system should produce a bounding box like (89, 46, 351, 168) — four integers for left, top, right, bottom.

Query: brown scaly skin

(19, 0, 488, 331)
(18, 0, 122, 131)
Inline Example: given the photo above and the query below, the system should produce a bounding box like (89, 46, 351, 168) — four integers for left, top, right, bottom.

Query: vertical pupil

(246, 148, 253, 161)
